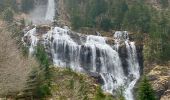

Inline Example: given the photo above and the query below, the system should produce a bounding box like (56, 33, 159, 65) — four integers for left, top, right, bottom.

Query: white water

(124, 41, 140, 100)
(23, 28, 38, 54)
(23, 28, 140, 100)
(45, 0, 55, 22)
(114, 31, 140, 100)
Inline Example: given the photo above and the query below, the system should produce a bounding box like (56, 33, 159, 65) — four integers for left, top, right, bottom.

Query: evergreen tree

(138, 76, 156, 100)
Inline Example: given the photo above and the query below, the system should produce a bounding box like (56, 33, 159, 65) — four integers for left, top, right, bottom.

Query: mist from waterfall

(29, 0, 55, 24)
(45, 0, 55, 22)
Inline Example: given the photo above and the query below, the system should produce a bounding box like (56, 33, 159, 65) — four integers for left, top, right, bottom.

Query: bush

(94, 86, 106, 100)
(137, 76, 156, 100)
(22, 45, 29, 57)
(36, 83, 51, 98)
(35, 44, 50, 68)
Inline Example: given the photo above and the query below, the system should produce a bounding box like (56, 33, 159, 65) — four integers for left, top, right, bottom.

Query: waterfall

(45, 0, 55, 22)
(124, 41, 140, 100)
(23, 27, 140, 100)
(23, 28, 38, 54)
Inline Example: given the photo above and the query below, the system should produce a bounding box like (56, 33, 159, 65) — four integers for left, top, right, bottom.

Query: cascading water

(23, 27, 140, 100)
(45, 0, 55, 21)
(23, 28, 38, 54)
(124, 41, 140, 100)
(23, 1, 140, 99)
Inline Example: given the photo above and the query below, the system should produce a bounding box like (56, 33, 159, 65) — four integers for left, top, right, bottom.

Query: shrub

(137, 76, 156, 100)
(36, 83, 51, 98)
(94, 86, 106, 100)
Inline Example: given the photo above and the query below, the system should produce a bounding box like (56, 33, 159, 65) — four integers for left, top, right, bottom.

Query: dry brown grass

(0, 21, 38, 97)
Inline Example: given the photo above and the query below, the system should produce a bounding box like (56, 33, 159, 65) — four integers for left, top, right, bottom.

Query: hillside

(0, 20, 38, 97)
(0, 0, 170, 100)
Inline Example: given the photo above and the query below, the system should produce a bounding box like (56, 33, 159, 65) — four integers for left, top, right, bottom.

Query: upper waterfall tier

(23, 26, 140, 100)
(45, 0, 55, 21)
(29, 0, 55, 24)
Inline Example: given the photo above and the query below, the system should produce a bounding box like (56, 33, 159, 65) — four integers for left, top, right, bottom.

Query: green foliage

(147, 12, 170, 62)
(65, 0, 128, 30)
(35, 44, 50, 69)
(124, 2, 151, 33)
(65, 0, 170, 63)
(21, 45, 29, 57)
(108, 0, 128, 30)
(36, 83, 51, 98)
(94, 86, 106, 100)
(137, 76, 156, 100)
(21, 0, 34, 13)
(2, 7, 14, 22)
(34, 45, 52, 98)
(100, 18, 112, 31)
(69, 79, 74, 89)
(71, 15, 83, 29)
(65, 0, 108, 29)
(89, 0, 108, 18)
(94, 86, 114, 100)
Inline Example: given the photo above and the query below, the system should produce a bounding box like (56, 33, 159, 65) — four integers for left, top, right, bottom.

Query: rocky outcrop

(147, 64, 170, 100)
(161, 90, 170, 100)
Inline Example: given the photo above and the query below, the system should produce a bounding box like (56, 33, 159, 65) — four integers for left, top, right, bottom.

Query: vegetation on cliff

(137, 76, 156, 100)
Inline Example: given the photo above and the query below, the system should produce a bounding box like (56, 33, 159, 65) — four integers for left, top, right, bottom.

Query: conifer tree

(138, 76, 156, 100)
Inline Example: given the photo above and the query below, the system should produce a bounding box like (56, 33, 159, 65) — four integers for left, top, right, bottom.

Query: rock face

(36, 25, 51, 34)
(147, 64, 170, 100)
(161, 90, 170, 100)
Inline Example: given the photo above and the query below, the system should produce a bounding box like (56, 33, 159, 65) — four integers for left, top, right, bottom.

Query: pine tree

(138, 76, 156, 100)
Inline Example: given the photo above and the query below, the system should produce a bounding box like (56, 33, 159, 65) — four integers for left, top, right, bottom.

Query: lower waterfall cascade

(23, 27, 141, 100)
